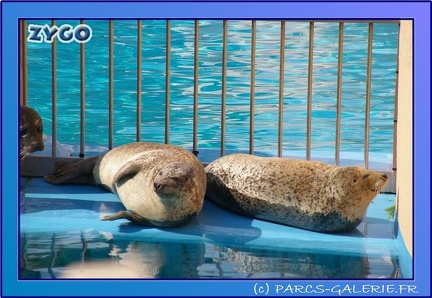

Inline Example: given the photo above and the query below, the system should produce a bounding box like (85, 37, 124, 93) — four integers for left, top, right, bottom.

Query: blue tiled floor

(19, 177, 411, 279)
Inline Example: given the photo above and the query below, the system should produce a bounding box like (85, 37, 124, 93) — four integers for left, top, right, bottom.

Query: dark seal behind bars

(205, 154, 388, 233)
(20, 106, 44, 163)
(45, 142, 207, 227)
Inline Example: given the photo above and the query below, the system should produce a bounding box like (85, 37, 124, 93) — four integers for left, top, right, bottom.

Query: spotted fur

(20, 106, 44, 162)
(205, 154, 388, 233)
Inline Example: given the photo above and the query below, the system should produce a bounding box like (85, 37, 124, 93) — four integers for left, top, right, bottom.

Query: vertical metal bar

(364, 23, 374, 169)
(79, 20, 86, 158)
(165, 20, 171, 144)
(306, 21, 315, 160)
(20, 233, 29, 269)
(108, 20, 114, 149)
(249, 20, 256, 155)
(220, 20, 228, 157)
(278, 21, 286, 158)
(335, 22, 344, 166)
(51, 20, 58, 157)
(192, 20, 199, 156)
(20, 20, 28, 106)
(136, 20, 142, 142)
(48, 233, 58, 279)
(80, 231, 87, 263)
(392, 22, 401, 173)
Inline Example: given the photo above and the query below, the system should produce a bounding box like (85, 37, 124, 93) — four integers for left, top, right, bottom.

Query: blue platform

(19, 176, 411, 279)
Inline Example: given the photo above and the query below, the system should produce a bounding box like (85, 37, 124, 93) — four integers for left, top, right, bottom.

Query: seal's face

(336, 166, 388, 204)
(154, 163, 195, 197)
(20, 106, 44, 160)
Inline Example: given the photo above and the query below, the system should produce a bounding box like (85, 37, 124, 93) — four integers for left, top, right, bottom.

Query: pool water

(20, 178, 403, 279)
(21, 20, 406, 279)
(26, 20, 399, 160)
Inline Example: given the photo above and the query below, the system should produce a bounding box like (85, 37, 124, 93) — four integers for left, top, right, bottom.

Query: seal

(20, 105, 44, 162)
(44, 142, 207, 227)
(205, 154, 388, 233)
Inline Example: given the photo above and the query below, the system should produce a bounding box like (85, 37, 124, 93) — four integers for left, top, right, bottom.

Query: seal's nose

(30, 141, 44, 152)
(382, 173, 388, 179)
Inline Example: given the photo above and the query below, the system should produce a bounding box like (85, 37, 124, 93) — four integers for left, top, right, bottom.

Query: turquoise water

(26, 20, 399, 159)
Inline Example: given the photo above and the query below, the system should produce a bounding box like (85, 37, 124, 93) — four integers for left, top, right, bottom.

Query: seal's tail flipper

(44, 156, 100, 185)
(100, 210, 154, 226)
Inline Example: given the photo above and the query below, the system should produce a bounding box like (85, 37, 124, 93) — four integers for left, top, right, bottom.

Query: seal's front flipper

(111, 158, 148, 190)
(44, 156, 99, 185)
(100, 210, 154, 226)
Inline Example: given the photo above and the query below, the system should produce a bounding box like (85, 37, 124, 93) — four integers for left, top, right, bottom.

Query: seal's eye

(353, 179, 357, 183)
(20, 128, 28, 137)
(172, 177, 184, 183)
(362, 174, 370, 179)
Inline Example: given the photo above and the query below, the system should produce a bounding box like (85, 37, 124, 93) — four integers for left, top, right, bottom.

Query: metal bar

(364, 23, 374, 168)
(249, 20, 256, 155)
(278, 21, 286, 158)
(20, 20, 28, 106)
(48, 233, 58, 279)
(20, 233, 29, 269)
(108, 20, 114, 149)
(165, 20, 171, 144)
(51, 20, 58, 157)
(79, 20, 86, 158)
(192, 20, 199, 156)
(220, 20, 228, 157)
(136, 20, 142, 142)
(80, 231, 87, 263)
(306, 21, 315, 160)
(392, 22, 401, 173)
(335, 22, 344, 166)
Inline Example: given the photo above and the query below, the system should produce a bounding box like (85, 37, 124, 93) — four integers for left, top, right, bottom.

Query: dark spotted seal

(44, 142, 207, 227)
(205, 154, 388, 233)
(20, 105, 44, 162)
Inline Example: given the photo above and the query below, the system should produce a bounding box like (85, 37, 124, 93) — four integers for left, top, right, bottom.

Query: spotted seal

(20, 105, 44, 162)
(205, 154, 388, 233)
(44, 142, 207, 227)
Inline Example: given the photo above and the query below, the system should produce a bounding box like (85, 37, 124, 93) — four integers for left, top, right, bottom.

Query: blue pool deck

(19, 175, 412, 279)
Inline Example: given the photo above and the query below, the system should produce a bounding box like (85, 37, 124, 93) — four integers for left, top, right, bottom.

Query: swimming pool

(25, 20, 398, 161)
(21, 20, 407, 279)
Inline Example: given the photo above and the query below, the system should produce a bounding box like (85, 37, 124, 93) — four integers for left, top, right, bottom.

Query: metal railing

(19, 20, 400, 191)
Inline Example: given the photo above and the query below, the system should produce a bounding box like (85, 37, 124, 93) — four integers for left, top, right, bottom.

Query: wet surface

(19, 178, 405, 279)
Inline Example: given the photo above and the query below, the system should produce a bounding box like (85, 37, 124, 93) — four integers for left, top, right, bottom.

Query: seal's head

(20, 106, 44, 161)
(331, 166, 388, 212)
(154, 163, 195, 197)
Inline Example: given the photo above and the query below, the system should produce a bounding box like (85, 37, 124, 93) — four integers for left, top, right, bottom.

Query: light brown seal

(205, 154, 388, 233)
(20, 105, 44, 162)
(44, 142, 207, 227)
